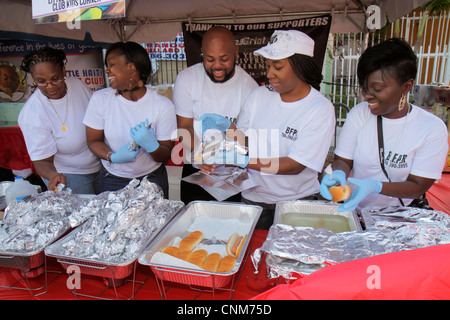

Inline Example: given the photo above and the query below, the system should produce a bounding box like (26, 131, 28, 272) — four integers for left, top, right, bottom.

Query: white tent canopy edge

(0, 0, 428, 43)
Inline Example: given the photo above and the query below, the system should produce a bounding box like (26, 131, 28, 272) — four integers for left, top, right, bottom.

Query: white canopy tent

(0, 0, 428, 43)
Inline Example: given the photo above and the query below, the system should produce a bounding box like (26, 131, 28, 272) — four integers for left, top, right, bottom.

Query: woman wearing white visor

(200, 30, 335, 229)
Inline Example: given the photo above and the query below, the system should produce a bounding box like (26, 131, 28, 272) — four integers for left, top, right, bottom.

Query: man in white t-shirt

(173, 26, 258, 204)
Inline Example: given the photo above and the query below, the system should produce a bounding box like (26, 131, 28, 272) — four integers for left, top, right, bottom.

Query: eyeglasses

(33, 78, 65, 87)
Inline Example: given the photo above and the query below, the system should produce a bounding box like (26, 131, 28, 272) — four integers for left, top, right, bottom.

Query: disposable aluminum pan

(45, 201, 183, 280)
(139, 201, 262, 288)
(0, 243, 49, 271)
(258, 200, 362, 279)
(0, 225, 70, 270)
(274, 200, 362, 232)
(0, 193, 85, 271)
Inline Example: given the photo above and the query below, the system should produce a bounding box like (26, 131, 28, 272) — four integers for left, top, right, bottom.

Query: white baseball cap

(254, 30, 315, 59)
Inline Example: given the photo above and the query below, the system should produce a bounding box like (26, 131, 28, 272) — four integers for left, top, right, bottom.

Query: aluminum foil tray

(45, 182, 184, 280)
(274, 200, 362, 232)
(0, 248, 46, 270)
(254, 205, 450, 281)
(46, 202, 183, 279)
(0, 191, 90, 270)
(139, 201, 262, 288)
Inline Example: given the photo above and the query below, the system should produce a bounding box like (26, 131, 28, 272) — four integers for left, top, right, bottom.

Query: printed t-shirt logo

(384, 151, 408, 169)
(281, 126, 298, 141)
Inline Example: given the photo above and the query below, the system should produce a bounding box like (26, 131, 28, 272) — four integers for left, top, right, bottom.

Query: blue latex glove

(205, 149, 249, 168)
(319, 170, 347, 200)
(110, 142, 140, 163)
(199, 113, 231, 134)
(338, 178, 383, 212)
(130, 119, 159, 153)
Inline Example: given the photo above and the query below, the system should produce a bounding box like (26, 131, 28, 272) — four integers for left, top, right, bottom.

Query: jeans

(99, 164, 169, 198)
(242, 193, 323, 230)
(42, 171, 99, 195)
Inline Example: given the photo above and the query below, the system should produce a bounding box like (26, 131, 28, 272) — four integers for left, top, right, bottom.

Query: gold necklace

(48, 89, 68, 132)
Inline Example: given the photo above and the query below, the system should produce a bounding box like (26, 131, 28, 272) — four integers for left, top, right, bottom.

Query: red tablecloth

(252, 243, 450, 300)
(0, 229, 271, 300)
(0, 126, 33, 171)
(0, 125, 182, 171)
(3, 227, 450, 301)
(427, 172, 450, 215)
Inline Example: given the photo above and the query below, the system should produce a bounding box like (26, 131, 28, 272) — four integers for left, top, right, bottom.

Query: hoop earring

(398, 94, 406, 111)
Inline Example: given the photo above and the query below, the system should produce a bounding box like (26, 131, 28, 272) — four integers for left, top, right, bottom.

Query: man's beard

(204, 63, 236, 83)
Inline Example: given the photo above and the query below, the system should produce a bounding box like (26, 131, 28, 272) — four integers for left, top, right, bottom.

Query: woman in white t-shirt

(83, 42, 176, 197)
(320, 38, 448, 212)
(200, 30, 336, 229)
(18, 47, 100, 194)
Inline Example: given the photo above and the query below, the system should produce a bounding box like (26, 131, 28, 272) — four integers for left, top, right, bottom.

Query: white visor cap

(254, 30, 315, 59)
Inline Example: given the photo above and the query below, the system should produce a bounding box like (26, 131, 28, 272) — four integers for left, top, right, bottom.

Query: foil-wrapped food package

(0, 189, 89, 253)
(360, 206, 450, 247)
(56, 177, 184, 264)
(252, 207, 450, 281)
(67, 178, 162, 228)
(183, 130, 256, 201)
(193, 130, 248, 164)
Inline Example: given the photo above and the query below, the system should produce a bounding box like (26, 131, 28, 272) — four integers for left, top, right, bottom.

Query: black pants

(180, 163, 241, 204)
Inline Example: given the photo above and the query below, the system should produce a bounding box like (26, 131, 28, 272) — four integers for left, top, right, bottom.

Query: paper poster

(32, 0, 125, 24)
(182, 15, 332, 85)
(0, 39, 105, 103)
(143, 32, 186, 61)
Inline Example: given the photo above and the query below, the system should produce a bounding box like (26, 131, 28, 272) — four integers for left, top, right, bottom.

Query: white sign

(144, 32, 186, 61)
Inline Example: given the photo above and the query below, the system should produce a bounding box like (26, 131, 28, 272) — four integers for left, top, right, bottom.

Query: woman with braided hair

(18, 47, 100, 194)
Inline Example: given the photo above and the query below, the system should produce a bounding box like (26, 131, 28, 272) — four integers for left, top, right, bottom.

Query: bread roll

(329, 185, 351, 202)
(175, 250, 190, 261)
(202, 253, 222, 272)
(226, 232, 243, 257)
(161, 246, 180, 257)
(187, 249, 208, 268)
(217, 255, 236, 273)
(179, 231, 204, 251)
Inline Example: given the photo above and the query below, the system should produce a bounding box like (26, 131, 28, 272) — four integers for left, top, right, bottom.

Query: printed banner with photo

(143, 32, 186, 61)
(0, 39, 105, 103)
(32, 0, 125, 24)
(182, 15, 331, 85)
